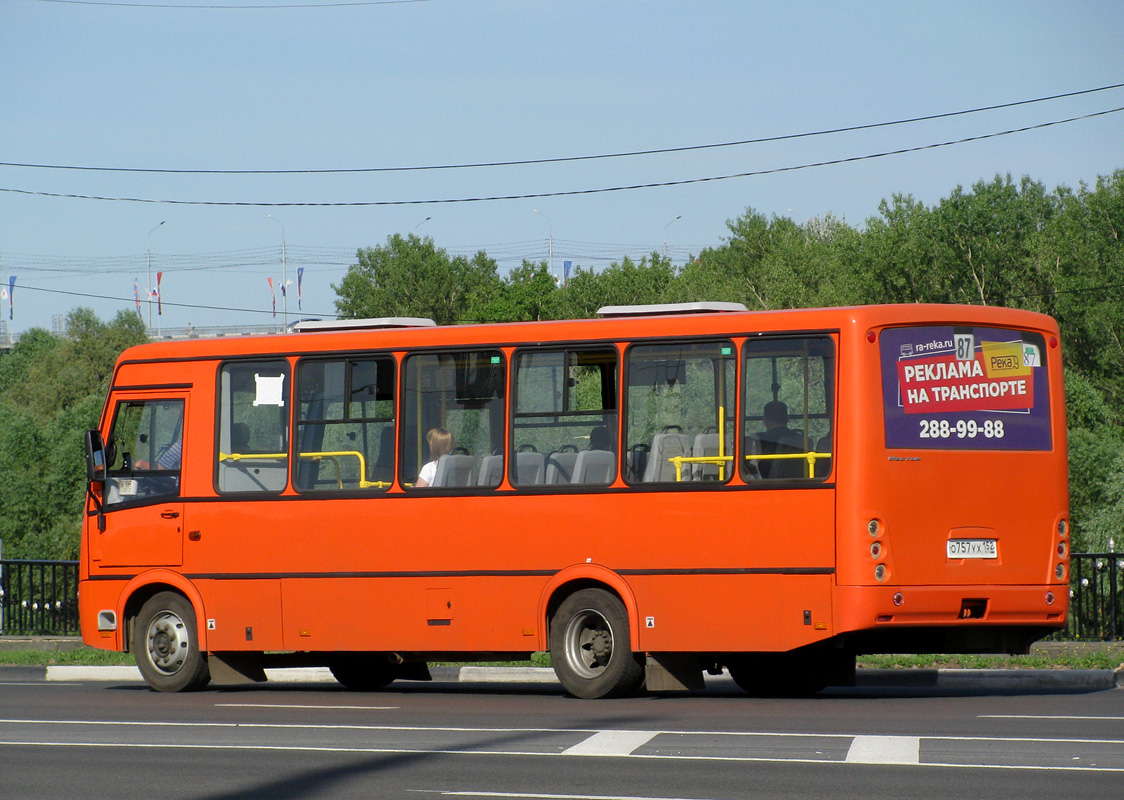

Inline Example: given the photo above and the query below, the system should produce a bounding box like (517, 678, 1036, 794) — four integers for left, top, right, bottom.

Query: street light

(267, 214, 287, 328)
(146, 221, 165, 331)
(415, 216, 432, 230)
(663, 215, 682, 260)
(532, 209, 553, 279)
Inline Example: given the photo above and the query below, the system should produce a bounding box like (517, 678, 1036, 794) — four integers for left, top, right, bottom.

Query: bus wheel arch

(545, 580, 645, 699)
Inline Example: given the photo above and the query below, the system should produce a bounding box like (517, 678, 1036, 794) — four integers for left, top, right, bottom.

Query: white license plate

(947, 539, 997, 559)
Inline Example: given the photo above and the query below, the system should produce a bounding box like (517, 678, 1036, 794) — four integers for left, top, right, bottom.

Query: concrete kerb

(4, 664, 1119, 691)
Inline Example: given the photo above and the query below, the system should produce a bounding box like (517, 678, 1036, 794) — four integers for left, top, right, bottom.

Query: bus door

(91, 394, 188, 568)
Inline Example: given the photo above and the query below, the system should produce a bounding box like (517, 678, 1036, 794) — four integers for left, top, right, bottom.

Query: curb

(9, 664, 1120, 691)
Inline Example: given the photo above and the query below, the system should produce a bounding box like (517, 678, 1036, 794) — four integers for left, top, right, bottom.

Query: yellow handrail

(744, 451, 832, 479)
(219, 449, 390, 489)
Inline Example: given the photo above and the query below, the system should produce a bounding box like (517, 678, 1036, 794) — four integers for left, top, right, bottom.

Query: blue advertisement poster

(880, 325, 1052, 451)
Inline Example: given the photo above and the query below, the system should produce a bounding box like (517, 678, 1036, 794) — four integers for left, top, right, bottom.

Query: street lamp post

(146, 221, 166, 331)
(532, 209, 553, 279)
(267, 214, 287, 328)
(663, 215, 682, 261)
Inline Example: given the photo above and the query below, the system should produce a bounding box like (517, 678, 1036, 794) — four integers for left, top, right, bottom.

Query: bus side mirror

(85, 429, 107, 484)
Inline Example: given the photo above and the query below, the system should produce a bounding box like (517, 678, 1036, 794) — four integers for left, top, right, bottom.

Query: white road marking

(845, 735, 920, 764)
(561, 730, 659, 756)
(980, 714, 1124, 721)
(215, 703, 399, 710)
(411, 791, 726, 799)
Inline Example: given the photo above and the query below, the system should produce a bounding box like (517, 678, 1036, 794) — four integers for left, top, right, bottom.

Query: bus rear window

(880, 326, 1051, 450)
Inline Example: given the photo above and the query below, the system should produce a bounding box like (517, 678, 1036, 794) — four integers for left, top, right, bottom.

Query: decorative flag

(564, 260, 572, 286)
(134, 279, 141, 313)
(156, 272, 164, 316)
(297, 267, 304, 310)
(268, 277, 276, 318)
(6, 276, 13, 321)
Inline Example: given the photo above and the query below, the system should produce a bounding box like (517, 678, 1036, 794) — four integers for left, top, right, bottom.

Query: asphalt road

(1, 673, 1122, 799)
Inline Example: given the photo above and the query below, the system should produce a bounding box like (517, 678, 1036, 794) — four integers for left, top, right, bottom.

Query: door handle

(161, 510, 180, 519)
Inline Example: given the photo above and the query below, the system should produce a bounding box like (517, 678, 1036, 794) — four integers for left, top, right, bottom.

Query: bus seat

(477, 454, 503, 487)
(514, 451, 546, 485)
(433, 453, 475, 487)
(545, 450, 579, 484)
(625, 443, 649, 482)
(370, 425, 395, 484)
(572, 449, 614, 485)
(692, 432, 720, 480)
(642, 430, 691, 482)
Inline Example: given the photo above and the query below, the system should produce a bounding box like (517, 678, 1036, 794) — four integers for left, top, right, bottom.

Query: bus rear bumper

(834, 584, 1066, 654)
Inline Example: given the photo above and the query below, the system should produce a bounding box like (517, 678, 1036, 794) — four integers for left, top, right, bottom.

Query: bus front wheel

(134, 592, 211, 692)
(549, 588, 644, 699)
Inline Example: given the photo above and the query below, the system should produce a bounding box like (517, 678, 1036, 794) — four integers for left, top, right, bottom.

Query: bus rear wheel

(726, 654, 827, 697)
(134, 592, 211, 692)
(549, 588, 644, 699)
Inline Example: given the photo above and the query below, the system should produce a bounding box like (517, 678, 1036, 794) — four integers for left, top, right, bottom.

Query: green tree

(0, 309, 146, 558)
(333, 234, 501, 325)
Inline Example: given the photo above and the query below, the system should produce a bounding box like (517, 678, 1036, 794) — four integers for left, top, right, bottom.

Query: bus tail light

(874, 564, 887, 582)
(1045, 592, 1056, 605)
(1055, 563, 1066, 580)
(870, 542, 882, 558)
(893, 592, 904, 606)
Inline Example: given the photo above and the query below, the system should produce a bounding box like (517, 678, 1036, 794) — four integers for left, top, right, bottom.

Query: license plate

(947, 539, 997, 559)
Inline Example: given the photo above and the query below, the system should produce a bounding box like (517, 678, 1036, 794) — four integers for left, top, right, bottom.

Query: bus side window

(742, 337, 835, 482)
(294, 356, 395, 493)
(511, 347, 618, 487)
(624, 340, 735, 485)
(216, 359, 291, 494)
(104, 398, 184, 505)
(401, 350, 505, 489)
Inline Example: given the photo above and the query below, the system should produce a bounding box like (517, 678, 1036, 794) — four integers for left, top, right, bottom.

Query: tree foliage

(0, 309, 147, 559)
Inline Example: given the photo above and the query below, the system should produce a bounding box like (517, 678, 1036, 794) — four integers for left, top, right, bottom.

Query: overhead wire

(3, 107, 1121, 207)
(3, 83, 1122, 176)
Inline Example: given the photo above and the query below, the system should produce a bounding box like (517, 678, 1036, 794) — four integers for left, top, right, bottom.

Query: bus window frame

(739, 333, 837, 485)
(293, 352, 397, 494)
(213, 356, 294, 497)
(509, 342, 621, 489)
(621, 336, 738, 488)
(399, 347, 507, 493)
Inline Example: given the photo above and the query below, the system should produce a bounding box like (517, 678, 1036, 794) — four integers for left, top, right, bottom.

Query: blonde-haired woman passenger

(415, 427, 455, 487)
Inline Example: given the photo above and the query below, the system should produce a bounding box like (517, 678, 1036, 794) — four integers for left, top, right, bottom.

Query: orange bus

(79, 302, 1070, 698)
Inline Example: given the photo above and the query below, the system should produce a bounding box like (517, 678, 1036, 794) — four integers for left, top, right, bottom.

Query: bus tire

(329, 655, 397, 691)
(134, 591, 211, 693)
(549, 588, 644, 699)
(727, 655, 826, 697)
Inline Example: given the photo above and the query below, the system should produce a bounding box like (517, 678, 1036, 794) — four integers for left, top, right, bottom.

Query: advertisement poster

(880, 325, 1052, 450)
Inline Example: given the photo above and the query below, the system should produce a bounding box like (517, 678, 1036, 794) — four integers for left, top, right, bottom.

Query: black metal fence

(1061, 551, 1124, 641)
(0, 559, 80, 636)
(1, 554, 1123, 640)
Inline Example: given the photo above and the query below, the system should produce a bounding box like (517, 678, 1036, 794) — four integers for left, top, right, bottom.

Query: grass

(1, 646, 1120, 670)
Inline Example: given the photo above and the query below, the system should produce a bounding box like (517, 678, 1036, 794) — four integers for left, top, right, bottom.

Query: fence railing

(1060, 551, 1124, 641)
(0, 559, 80, 636)
(2, 554, 1123, 640)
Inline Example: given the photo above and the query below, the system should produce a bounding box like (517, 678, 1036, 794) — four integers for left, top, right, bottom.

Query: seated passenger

(754, 401, 805, 479)
(415, 427, 454, 488)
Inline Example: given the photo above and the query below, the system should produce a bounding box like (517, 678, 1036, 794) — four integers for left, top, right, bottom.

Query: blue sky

(1, 0, 1122, 335)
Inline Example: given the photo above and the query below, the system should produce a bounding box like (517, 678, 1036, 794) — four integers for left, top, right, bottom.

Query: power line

(4, 84, 1122, 176)
(3, 107, 1120, 207)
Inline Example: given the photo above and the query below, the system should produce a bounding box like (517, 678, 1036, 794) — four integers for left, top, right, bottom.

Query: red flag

(268, 277, 276, 318)
(156, 272, 164, 316)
